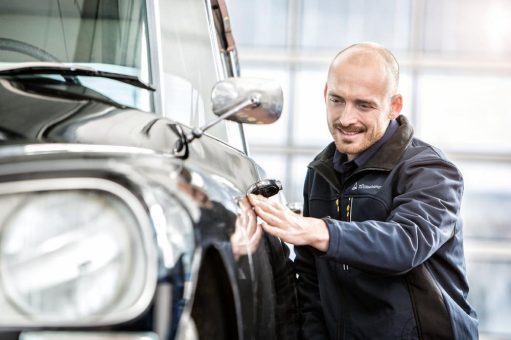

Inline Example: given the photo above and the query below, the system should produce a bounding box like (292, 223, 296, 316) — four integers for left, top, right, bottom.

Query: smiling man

(325, 43, 401, 163)
(249, 43, 478, 339)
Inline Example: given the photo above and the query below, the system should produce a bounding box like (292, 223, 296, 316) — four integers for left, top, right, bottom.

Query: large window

(423, 0, 511, 57)
(301, 0, 411, 52)
(416, 72, 511, 152)
(228, 0, 511, 336)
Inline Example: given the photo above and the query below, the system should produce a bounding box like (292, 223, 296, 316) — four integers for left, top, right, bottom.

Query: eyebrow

(328, 91, 378, 108)
(354, 99, 378, 108)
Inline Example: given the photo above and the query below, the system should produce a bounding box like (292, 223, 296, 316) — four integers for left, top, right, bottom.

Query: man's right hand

(248, 194, 330, 252)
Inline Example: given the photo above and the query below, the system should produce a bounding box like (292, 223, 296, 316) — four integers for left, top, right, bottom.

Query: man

(248, 42, 478, 339)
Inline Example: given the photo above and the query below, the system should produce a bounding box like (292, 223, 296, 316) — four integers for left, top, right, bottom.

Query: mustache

(333, 123, 365, 133)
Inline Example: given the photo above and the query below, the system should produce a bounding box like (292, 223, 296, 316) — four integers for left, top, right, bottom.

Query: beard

(329, 122, 383, 158)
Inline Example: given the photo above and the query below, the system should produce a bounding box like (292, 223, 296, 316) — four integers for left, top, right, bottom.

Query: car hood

(0, 77, 262, 194)
(0, 76, 175, 150)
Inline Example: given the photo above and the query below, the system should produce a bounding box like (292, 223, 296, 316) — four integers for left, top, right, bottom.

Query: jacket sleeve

(294, 170, 330, 339)
(322, 157, 464, 275)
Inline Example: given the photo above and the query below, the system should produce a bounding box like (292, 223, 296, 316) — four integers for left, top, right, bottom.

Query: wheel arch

(190, 245, 243, 340)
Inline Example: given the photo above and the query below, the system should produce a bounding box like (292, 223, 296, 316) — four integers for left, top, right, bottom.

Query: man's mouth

(337, 126, 364, 136)
(340, 129, 359, 136)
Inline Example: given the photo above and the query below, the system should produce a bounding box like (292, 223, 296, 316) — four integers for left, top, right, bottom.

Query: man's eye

(358, 103, 372, 110)
(329, 97, 343, 104)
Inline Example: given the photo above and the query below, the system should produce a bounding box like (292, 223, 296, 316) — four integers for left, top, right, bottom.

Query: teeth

(336, 127, 361, 135)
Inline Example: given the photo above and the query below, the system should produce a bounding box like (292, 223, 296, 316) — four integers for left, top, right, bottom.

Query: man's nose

(339, 103, 358, 126)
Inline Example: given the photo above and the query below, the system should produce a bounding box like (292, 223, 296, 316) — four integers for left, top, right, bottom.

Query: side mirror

(211, 77, 283, 124)
(185, 77, 283, 143)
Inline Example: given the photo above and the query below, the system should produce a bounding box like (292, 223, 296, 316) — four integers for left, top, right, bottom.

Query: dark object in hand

(248, 179, 283, 198)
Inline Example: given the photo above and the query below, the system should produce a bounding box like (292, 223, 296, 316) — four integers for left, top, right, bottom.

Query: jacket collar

(308, 115, 414, 189)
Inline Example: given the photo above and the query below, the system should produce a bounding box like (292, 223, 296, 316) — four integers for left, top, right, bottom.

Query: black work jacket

(295, 115, 478, 339)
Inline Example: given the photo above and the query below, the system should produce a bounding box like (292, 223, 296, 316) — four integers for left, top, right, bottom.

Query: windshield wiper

(0, 63, 155, 91)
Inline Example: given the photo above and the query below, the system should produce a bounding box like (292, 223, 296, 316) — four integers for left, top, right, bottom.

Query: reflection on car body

(0, 0, 298, 339)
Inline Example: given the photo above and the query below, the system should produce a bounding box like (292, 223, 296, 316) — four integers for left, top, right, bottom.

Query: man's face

(325, 53, 402, 160)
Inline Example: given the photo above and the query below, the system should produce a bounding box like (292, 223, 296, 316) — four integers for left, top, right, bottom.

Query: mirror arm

(185, 93, 261, 143)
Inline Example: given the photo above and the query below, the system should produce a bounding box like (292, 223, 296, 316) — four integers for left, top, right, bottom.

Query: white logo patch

(351, 182, 382, 191)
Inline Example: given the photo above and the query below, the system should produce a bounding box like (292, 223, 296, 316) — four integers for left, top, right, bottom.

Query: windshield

(0, 0, 151, 111)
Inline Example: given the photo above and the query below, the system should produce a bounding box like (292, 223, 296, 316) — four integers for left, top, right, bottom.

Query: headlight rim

(0, 177, 159, 327)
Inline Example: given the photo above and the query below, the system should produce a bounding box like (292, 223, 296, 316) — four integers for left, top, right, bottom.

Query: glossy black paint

(0, 71, 294, 340)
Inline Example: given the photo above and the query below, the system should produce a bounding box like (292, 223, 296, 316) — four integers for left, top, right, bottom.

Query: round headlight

(0, 189, 142, 321)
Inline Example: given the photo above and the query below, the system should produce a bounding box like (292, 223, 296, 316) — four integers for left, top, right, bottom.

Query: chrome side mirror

(211, 77, 283, 124)
(185, 77, 283, 143)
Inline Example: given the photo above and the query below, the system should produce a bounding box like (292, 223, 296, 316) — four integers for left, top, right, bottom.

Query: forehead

(327, 52, 391, 98)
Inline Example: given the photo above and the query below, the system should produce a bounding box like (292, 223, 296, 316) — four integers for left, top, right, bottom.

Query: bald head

(328, 42, 400, 96)
(323, 42, 403, 160)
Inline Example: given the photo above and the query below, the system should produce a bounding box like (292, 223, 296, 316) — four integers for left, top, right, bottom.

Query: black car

(0, 1, 298, 339)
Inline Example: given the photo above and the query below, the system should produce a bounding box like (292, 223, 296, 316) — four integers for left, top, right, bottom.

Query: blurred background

(227, 0, 511, 338)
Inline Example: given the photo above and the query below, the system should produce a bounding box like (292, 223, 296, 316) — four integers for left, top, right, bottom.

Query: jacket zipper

(339, 196, 351, 271)
(311, 164, 390, 329)
(346, 197, 353, 222)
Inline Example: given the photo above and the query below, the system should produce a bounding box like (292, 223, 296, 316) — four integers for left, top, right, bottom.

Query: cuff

(319, 217, 343, 261)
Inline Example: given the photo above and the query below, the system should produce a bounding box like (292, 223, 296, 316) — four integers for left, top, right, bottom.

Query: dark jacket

(295, 115, 478, 340)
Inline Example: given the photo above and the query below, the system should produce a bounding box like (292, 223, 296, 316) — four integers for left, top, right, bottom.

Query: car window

(0, 0, 245, 150)
(158, 0, 244, 149)
(0, 0, 152, 111)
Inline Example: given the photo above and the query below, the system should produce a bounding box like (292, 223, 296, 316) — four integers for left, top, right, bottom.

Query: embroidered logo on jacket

(351, 182, 382, 191)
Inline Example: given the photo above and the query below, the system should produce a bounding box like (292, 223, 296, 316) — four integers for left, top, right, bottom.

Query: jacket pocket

(406, 264, 454, 339)
(347, 194, 389, 222)
(309, 195, 338, 219)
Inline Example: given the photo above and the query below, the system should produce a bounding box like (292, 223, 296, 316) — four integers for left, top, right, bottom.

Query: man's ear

(388, 94, 403, 120)
(323, 83, 328, 102)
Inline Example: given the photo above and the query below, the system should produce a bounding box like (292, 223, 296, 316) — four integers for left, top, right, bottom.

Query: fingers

(248, 194, 298, 243)
(259, 220, 284, 240)
(256, 206, 285, 228)
(248, 194, 287, 225)
(248, 194, 283, 211)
